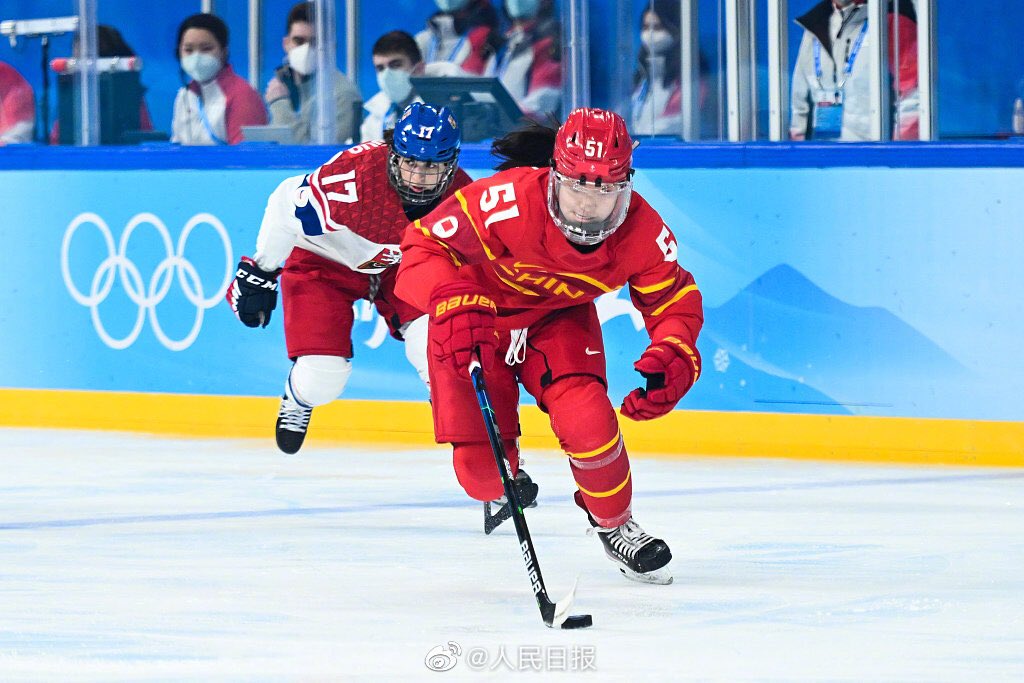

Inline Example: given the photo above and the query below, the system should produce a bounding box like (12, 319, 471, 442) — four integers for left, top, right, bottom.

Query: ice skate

(483, 469, 539, 534)
(589, 516, 673, 584)
(275, 386, 312, 455)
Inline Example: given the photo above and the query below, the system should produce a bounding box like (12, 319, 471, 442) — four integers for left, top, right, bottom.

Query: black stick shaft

(469, 362, 557, 624)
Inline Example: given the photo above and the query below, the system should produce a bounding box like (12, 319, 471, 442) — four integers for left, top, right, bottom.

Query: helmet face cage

(547, 170, 632, 246)
(387, 150, 459, 205)
(547, 108, 634, 244)
(387, 102, 462, 205)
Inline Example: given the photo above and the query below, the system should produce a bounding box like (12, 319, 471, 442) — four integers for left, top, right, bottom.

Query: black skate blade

(483, 500, 512, 535)
(483, 483, 538, 535)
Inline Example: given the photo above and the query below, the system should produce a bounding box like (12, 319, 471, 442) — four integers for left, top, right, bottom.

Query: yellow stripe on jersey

(631, 277, 676, 295)
(577, 471, 632, 498)
(495, 271, 540, 296)
(455, 190, 497, 261)
(569, 431, 621, 459)
(415, 219, 463, 266)
(651, 284, 699, 316)
(553, 271, 616, 293)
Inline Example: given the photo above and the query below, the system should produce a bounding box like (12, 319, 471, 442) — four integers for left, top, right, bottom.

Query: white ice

(1, 428, 1022, 682)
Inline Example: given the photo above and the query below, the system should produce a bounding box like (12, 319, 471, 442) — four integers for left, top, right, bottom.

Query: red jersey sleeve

(624, 200, 703, 347)
(396, 185, 496, 313)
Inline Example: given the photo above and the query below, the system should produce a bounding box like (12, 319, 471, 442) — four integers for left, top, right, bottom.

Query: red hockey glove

(621, 336, 701, 421)
(226, 256, 281, 328)
(429, 280, 499, 377)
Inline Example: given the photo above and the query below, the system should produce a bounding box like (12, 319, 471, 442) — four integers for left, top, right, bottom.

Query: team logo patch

(358, 247, 402, 270)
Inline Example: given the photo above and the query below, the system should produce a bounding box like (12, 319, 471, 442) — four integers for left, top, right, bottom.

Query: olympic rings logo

(61, 212, 234, 351)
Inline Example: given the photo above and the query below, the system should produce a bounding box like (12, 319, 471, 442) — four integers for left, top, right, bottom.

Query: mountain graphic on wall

(693, 264, 968, 415)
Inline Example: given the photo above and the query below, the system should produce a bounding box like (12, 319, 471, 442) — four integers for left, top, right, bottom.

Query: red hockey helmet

(548, 108, 635, 245)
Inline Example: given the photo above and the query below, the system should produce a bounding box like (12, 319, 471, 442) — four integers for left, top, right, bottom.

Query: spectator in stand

(790, 0, 919, 141)
(50, 24, 155, 145)
(416, 0, 501, 75)
(171, 13, 267, 145)
(0, 61, 35, 144)
(264, 2, 362, 144)
(630, 0, 711, 137)
(361, 30, 465, 142)
(487, 0, 561, 118)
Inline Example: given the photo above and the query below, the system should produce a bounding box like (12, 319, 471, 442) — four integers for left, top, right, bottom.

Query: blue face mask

(435, 0, 470, 12)
(377, 68, 413, 104)
(181, 52, 222, 83)
(506, 0, 540, 19)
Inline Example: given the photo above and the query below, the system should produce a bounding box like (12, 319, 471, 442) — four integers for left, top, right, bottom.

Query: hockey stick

(468, 358, 593, 630)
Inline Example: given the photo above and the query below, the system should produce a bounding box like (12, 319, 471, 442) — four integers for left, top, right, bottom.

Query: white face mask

(641, 28, 674, 55)
(506, 0, 540, 19)
(436, 0, 469, 12)
(288, 42, 316, 76)
(181, 52, 222, 83)
(377, 68, 413, 104)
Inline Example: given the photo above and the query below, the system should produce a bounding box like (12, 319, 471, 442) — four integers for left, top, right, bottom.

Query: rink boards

(0, 144, 1021, 466)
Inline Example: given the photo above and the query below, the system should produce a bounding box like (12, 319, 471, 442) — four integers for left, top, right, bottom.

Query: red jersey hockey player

(226, 103, 471, 455)
(395, 108, 703, 584)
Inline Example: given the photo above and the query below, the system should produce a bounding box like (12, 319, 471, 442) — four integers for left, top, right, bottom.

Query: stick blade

(547, 575, 593, 629)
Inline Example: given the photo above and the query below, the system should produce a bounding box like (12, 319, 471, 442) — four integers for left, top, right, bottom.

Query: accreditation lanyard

(633, 78, 650, 112)
(383, 103, 401, 131)
(196, 92, 228, 146)
(428, 33, 468, 64)
(814, 20, 868, 97)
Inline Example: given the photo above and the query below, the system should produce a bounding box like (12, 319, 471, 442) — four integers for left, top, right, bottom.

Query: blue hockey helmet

(387, 102, 462, 205)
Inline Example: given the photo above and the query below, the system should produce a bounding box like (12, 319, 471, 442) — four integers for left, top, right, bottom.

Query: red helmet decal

(553, 108, 633, 184)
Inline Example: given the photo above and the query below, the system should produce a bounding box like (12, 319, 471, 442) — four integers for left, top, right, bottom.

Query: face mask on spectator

(506, 0, 540, 19)
(288, 43, 316, 76)
(181, 52, 222, 83)
(641, 29, 674, 55)
(436, 0, 470, 12)
(378, 68, 414, 104)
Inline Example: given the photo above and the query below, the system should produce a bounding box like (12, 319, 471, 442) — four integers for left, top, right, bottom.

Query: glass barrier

(6, 1, 1024, 148)
(934, 2, 1022, 140)
(355, 0, 423, 143)
(780, 0, 929, 143)
(576, 0, 725, 142)
(1, 0, 84, 145)
(255, 0, 355, 145)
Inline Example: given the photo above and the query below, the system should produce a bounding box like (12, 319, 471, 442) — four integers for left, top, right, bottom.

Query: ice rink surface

(1, 428, 1022, 682)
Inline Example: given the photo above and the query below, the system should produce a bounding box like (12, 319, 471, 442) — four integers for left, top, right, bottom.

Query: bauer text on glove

(428, 280, 499, 376)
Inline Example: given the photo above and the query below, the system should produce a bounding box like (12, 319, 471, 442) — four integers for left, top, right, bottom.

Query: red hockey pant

(280, 248, 420, 359)
(427, 304, 633, 527)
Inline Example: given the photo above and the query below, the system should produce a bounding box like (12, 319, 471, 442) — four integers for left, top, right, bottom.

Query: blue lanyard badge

(428, 33, 468, 64)
(383, 103, 400, 131)
(814, 20, 868, 91)
(196, 94, 228, 146)
(810, 20, 867, 141)
(633, 78, 649, 113)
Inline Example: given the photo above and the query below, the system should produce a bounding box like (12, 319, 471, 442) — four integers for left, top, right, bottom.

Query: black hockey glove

(226, 256, 281, 328)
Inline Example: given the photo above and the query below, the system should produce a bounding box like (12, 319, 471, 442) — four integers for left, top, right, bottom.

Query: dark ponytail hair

(491, 119, 558, 171)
